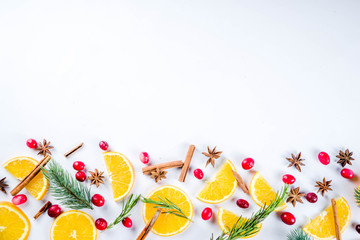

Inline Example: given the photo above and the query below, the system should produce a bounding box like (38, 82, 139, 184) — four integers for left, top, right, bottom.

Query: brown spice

(178, 145, 195, 182)
(88, 169, 105, 187)
(331, 199, 342, 240)
(136, 208, 162, 240)
(150, 168, 167, 183)
(34, 201, 52, 219)
(142, 161, 183, 175)
(315, 178, 333, 196)
(286, 152, 305, 172)
(286, 187, 305, 207)
(202, 146, 222, 168)
(64, 142, 83, 158)
(232, 171, 249, 194)
(37, 139, 54, 156)
(336, 149, 354, 167)
(0, 177, 8, 194)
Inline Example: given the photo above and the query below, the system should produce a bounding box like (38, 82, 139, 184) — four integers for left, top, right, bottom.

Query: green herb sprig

(42, 160, 93, 210)
(355, 186, 360, 207)
(107, 194, 141, 229)
(287, 229, 313, 240)
(142, 195, 193, 222)
(211, 184, 290, 240)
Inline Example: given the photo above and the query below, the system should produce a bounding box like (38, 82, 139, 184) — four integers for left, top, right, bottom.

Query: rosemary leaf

(287, 229, 313, 240)
(107, 194, 141, 229)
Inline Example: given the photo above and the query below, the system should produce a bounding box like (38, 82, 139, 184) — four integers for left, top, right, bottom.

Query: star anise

(202, 146, 222, 168)
(286, 152, 305, 172)
(88, 169, 105, 188)
(150, 168, 167, 183)
(315, 178, 333, 196)
(0, 177, 8, 194)
(336, 149, 354, 167)
(286, 187, 305, 207)
(37, 139, 54, 156)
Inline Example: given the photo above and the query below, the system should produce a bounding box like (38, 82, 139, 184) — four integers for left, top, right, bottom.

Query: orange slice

(196, 160, 237, 204)
(3, 156, 48, 200)
(142, 185, 193, 236)
(103, 152, 134, 201)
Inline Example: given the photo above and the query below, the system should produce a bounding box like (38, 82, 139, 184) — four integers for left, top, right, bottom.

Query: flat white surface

(1, 0, 360, 239)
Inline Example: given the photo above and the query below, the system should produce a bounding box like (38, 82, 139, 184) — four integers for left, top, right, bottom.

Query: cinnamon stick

(10, 155, 51, 196)
(178, 145, 195, 182)
(331, 198, 342, 240)
(142, 161, 184, 175)
(136, 208, 162, 240)
(34, 201, 52, 219)
(64, 142, 83, 158)
(232, 171, 249, 194)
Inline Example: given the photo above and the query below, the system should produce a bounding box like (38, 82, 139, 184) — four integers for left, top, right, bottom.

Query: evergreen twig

(287, 229, 313, 240)
(107, 194, 141, 229)
(41, 160, 93, 210)
(355, 186, 360, 207)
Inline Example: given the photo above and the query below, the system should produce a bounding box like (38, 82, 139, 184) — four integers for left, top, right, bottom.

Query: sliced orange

(50, 210, 97, 240)
(0, 201, 31, 240)
(103, 152, 134, 201)
(249, 172, 286, 211)
(196, 160, 237, 204)
(3, 156, 48, 200)
(143, 185, 193, 236)
(303, 197, 350, 240)
(218, 208, 262, 238)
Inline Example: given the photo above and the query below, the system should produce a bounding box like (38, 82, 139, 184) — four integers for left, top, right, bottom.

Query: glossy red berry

(282, 174, 296, 184)
(139, 152, 150, 164)
(356, 224, 360, 234)
(48, 205, 62, 218)
(236, 199, 249, 209)
(318, 152, 330, 165)
(26, 139, 38, 149)
(75, 171, 86, 182)
(73, 161, 85, 171)
(95, 218, 108, 230)
(99, 141, 109, 151)
(281, 212, 296, 225)
(12, 194, 27, 205)
(306, 192, 318, 203)
(92, 194, 105, 207)
(341, 168, 354, 179)
(194, 169, 204, 180)
(122, 217, 133, 228)
(201, 207, 213, 220)
(242, 158, 254, 170)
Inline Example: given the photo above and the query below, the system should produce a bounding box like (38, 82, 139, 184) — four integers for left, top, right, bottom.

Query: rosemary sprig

(211, 184, 290, 240)
(287, 229, 313, 240)
(107, 194, 141, 229)
(355, 186, 360, 207)
(141, 195, 193, 222)
(42, 160, 93, 210)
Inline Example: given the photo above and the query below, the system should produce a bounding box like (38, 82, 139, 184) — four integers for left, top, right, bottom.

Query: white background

(1, 0, 360, 239)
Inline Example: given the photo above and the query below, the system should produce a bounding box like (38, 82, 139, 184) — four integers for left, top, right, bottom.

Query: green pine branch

(287, 229, 313, 240)
(107, 194, 141, 229)
(355, 186, 360, 207)
(42, 160, 93, 210)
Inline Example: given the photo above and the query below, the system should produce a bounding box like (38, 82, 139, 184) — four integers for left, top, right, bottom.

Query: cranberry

(236, 199, 249, 209)
(282, 174, 296, 184)
(26, 139, 38, 149)
(318, 152, 330, 165)
(75, 171, 86, 182)
(341, 168, 354, 179)
(48, 205, 62, 218)
(122, 217, 133, 228)
(12, 194, 27, 205)
(73, 161, 85, 171)
(92, 194, 105, 207)
(139, 152, 150, 164)
(95, 218, 108, 230)
(99, 141, 109, 151)
(356, 224, 360, 234)
(194, 169, 204, 180)
(306, 192, 318, 203)
(281, 212, 296, 225)
(201, 207, 213, 220)
(242, 158, 254, 170)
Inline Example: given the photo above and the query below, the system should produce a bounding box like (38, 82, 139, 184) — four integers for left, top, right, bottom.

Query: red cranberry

(139, 152, 150, 164)
(73, 161, 85, 171)
(318, 152, 330, 165)
(12, 194, 27, 205)
(306, 192, 318, 203)
(242, 158, 254, 170)
(201, 207, 213, 220)
(341, 168, 354, 179)
(95, 218, 108, 230)
(236, 199, 249, 209)
(75, 171, 86, 182)
(26, 139, 38, 149)
(92, 194, 105, 207)
(48, 205, 62, 218)
(356, 224, 360, 234)
(281, 212, 296, 225)
(99, 141, 109, 151)
(122, 217, 133, 228)
(282, 174, 296, 184)
(194, 169, 204, 180)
